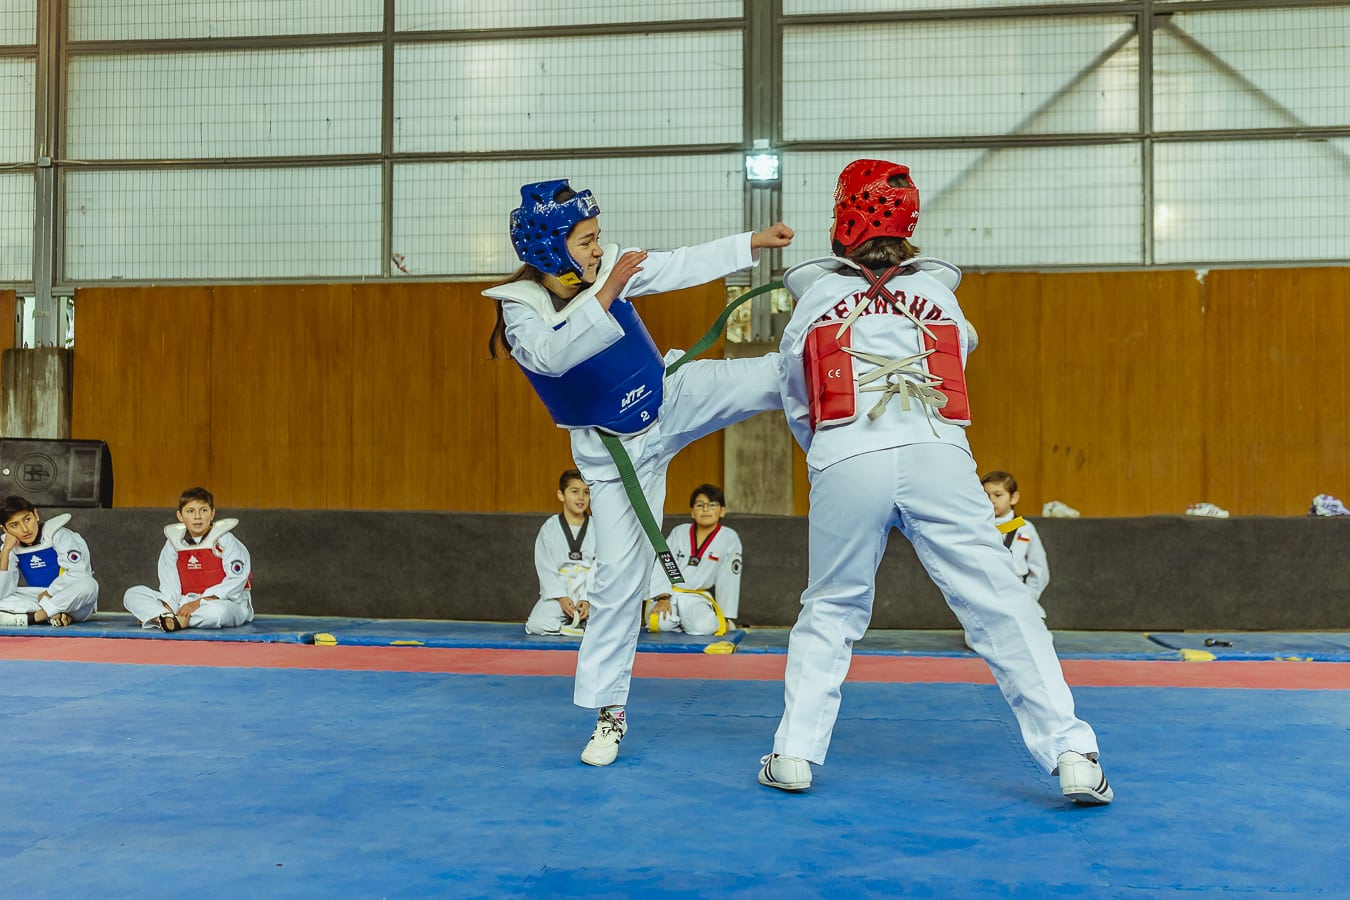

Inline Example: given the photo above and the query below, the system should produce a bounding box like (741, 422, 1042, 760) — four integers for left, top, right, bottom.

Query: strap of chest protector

(601, 280, 782, 585)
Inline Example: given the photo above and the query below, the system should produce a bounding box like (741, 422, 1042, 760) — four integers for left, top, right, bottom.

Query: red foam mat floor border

(3, 637, 1349, 689)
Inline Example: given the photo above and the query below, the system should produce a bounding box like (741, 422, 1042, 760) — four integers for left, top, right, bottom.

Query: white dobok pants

(123, 586, 254, 629)
(772, 442, 1100, 774)
(571, 353, 781, 709)
(0, 579, 99, 622)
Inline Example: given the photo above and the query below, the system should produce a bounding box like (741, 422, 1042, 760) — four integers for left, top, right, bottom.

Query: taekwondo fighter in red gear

(757, 159, 1112, 805)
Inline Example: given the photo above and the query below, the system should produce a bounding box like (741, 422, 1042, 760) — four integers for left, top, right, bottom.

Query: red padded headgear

(831, 159, 920, 253)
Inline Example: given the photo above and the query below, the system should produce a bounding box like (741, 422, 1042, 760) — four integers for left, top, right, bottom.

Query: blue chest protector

(17, 546, 60, 589)
(520, 298, 666, 436)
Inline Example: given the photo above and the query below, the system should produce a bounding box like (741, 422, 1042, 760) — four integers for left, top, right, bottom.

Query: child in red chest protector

(123, 486, 254, 632)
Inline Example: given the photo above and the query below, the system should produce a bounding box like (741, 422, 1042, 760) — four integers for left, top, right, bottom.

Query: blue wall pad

(736, 628, 1177, 659)
(1147, 632, 1350, 661)
(304, 618, 746, 653)
(0, 613, 315, 643)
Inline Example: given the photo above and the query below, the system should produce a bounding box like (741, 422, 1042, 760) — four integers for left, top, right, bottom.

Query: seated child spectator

(123, 486, 253, 632)
(982, 470, 1049, 618)
(525, 469, 596, 636)
(0, 496, 99, 627)
(644, 484, 743, 635)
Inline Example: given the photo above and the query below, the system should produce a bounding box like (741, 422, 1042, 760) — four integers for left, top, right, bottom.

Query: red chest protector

(178, 546, 226, 596)
(802, 261, 970, 430)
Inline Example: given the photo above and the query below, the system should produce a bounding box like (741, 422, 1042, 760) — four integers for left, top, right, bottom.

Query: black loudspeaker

(0, 439, 114, 507)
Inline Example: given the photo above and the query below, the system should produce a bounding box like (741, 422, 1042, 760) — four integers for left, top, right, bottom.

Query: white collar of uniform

(165, 517, 239, 551)
(994, 510, 1017, 525)
(481, 243, 621, 326)
(783, 255, 962, 299)
(20, 512, 70, 551)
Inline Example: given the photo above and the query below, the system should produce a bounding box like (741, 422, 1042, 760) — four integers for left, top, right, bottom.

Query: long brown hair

(487, 264, 548, 359)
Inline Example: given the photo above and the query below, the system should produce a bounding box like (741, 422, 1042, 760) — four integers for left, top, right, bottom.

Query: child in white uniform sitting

(123, 486, 253, 631)
(645, 484, 743, 635)
(525, 469, 596, 636)
(0, 496, 99, 627)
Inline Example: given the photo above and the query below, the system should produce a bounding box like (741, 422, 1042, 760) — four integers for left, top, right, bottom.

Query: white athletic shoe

(1185, 502, 1230, 518)
(0, 611, 28, 627)
(1056, 751, 1114, 805)
(758, 754, 812, 792)
(580, 707, 627, 767)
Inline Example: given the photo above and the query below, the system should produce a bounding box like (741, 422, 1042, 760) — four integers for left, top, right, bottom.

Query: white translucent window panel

(392, 155, 745, 277)
(1153, 7, 1350, 132)
(785, 0, 1124, 11)
(68, 0, 381, 41)
(0, 2, 36, 46)
(1154, 139, 1350, 265)
(398, 1, 741, 31)
(0, 58, 35, 164)
(0, 173, 34, 282)
(784, 17, 1138, 141)
(781, 146, 1143, 269)
(64, 166, 382, 281)
(66, 47, 382, 161)
(395, 31, 741, 154)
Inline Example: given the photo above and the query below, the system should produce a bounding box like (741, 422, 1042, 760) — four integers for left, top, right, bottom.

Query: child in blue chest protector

(0, 496, 99, 627)
(484, 180, 792, 766)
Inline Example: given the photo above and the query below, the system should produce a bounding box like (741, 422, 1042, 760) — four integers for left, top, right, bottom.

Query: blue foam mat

(1147, 632, 1350, 661)
(307, 618, 745, 653)
(6, 615, 1346, 661)
(737, 628, 1180, 659)
(0, 614, 743, 653)
(2, 662, 1347, 896)
(0, 614, 313, 643)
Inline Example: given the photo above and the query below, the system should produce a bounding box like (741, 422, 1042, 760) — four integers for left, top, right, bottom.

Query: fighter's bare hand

(649, 596, 673, 619)
(751, 222, 795, 250)
(559, 596, 577, 617)
(1, 532, 16, 553)
(575, 601, 590, 622)
(596, 250, 647, 308)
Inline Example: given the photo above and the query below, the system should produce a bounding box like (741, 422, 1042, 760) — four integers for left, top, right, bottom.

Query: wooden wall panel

(71, 286, 214, 508)
(73, 279, 732, 514)
(350, 282, 513, 511)
(208, 285, 354, 509)
(75, 268, 1348, 516)
(1, 291, 14, 354)
(1036, 271, 1207, 516)
(960, 272, 1047, 511)
(1204, 268, 1350, 515)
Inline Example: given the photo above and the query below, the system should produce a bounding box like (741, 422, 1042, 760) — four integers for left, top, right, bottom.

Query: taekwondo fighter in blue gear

(484, 179, 793, 766)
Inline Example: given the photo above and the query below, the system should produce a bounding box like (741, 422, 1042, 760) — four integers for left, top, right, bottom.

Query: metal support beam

(31, 0, 62, 347)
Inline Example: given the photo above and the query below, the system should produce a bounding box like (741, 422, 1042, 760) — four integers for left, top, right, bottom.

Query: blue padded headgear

(509, 179, 601, 284)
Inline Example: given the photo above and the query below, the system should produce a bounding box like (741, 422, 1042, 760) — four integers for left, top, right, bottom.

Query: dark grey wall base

(48, 509, 1350, 631)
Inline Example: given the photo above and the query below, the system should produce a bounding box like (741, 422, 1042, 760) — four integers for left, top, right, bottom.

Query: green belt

(598, 281, 782, 585)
